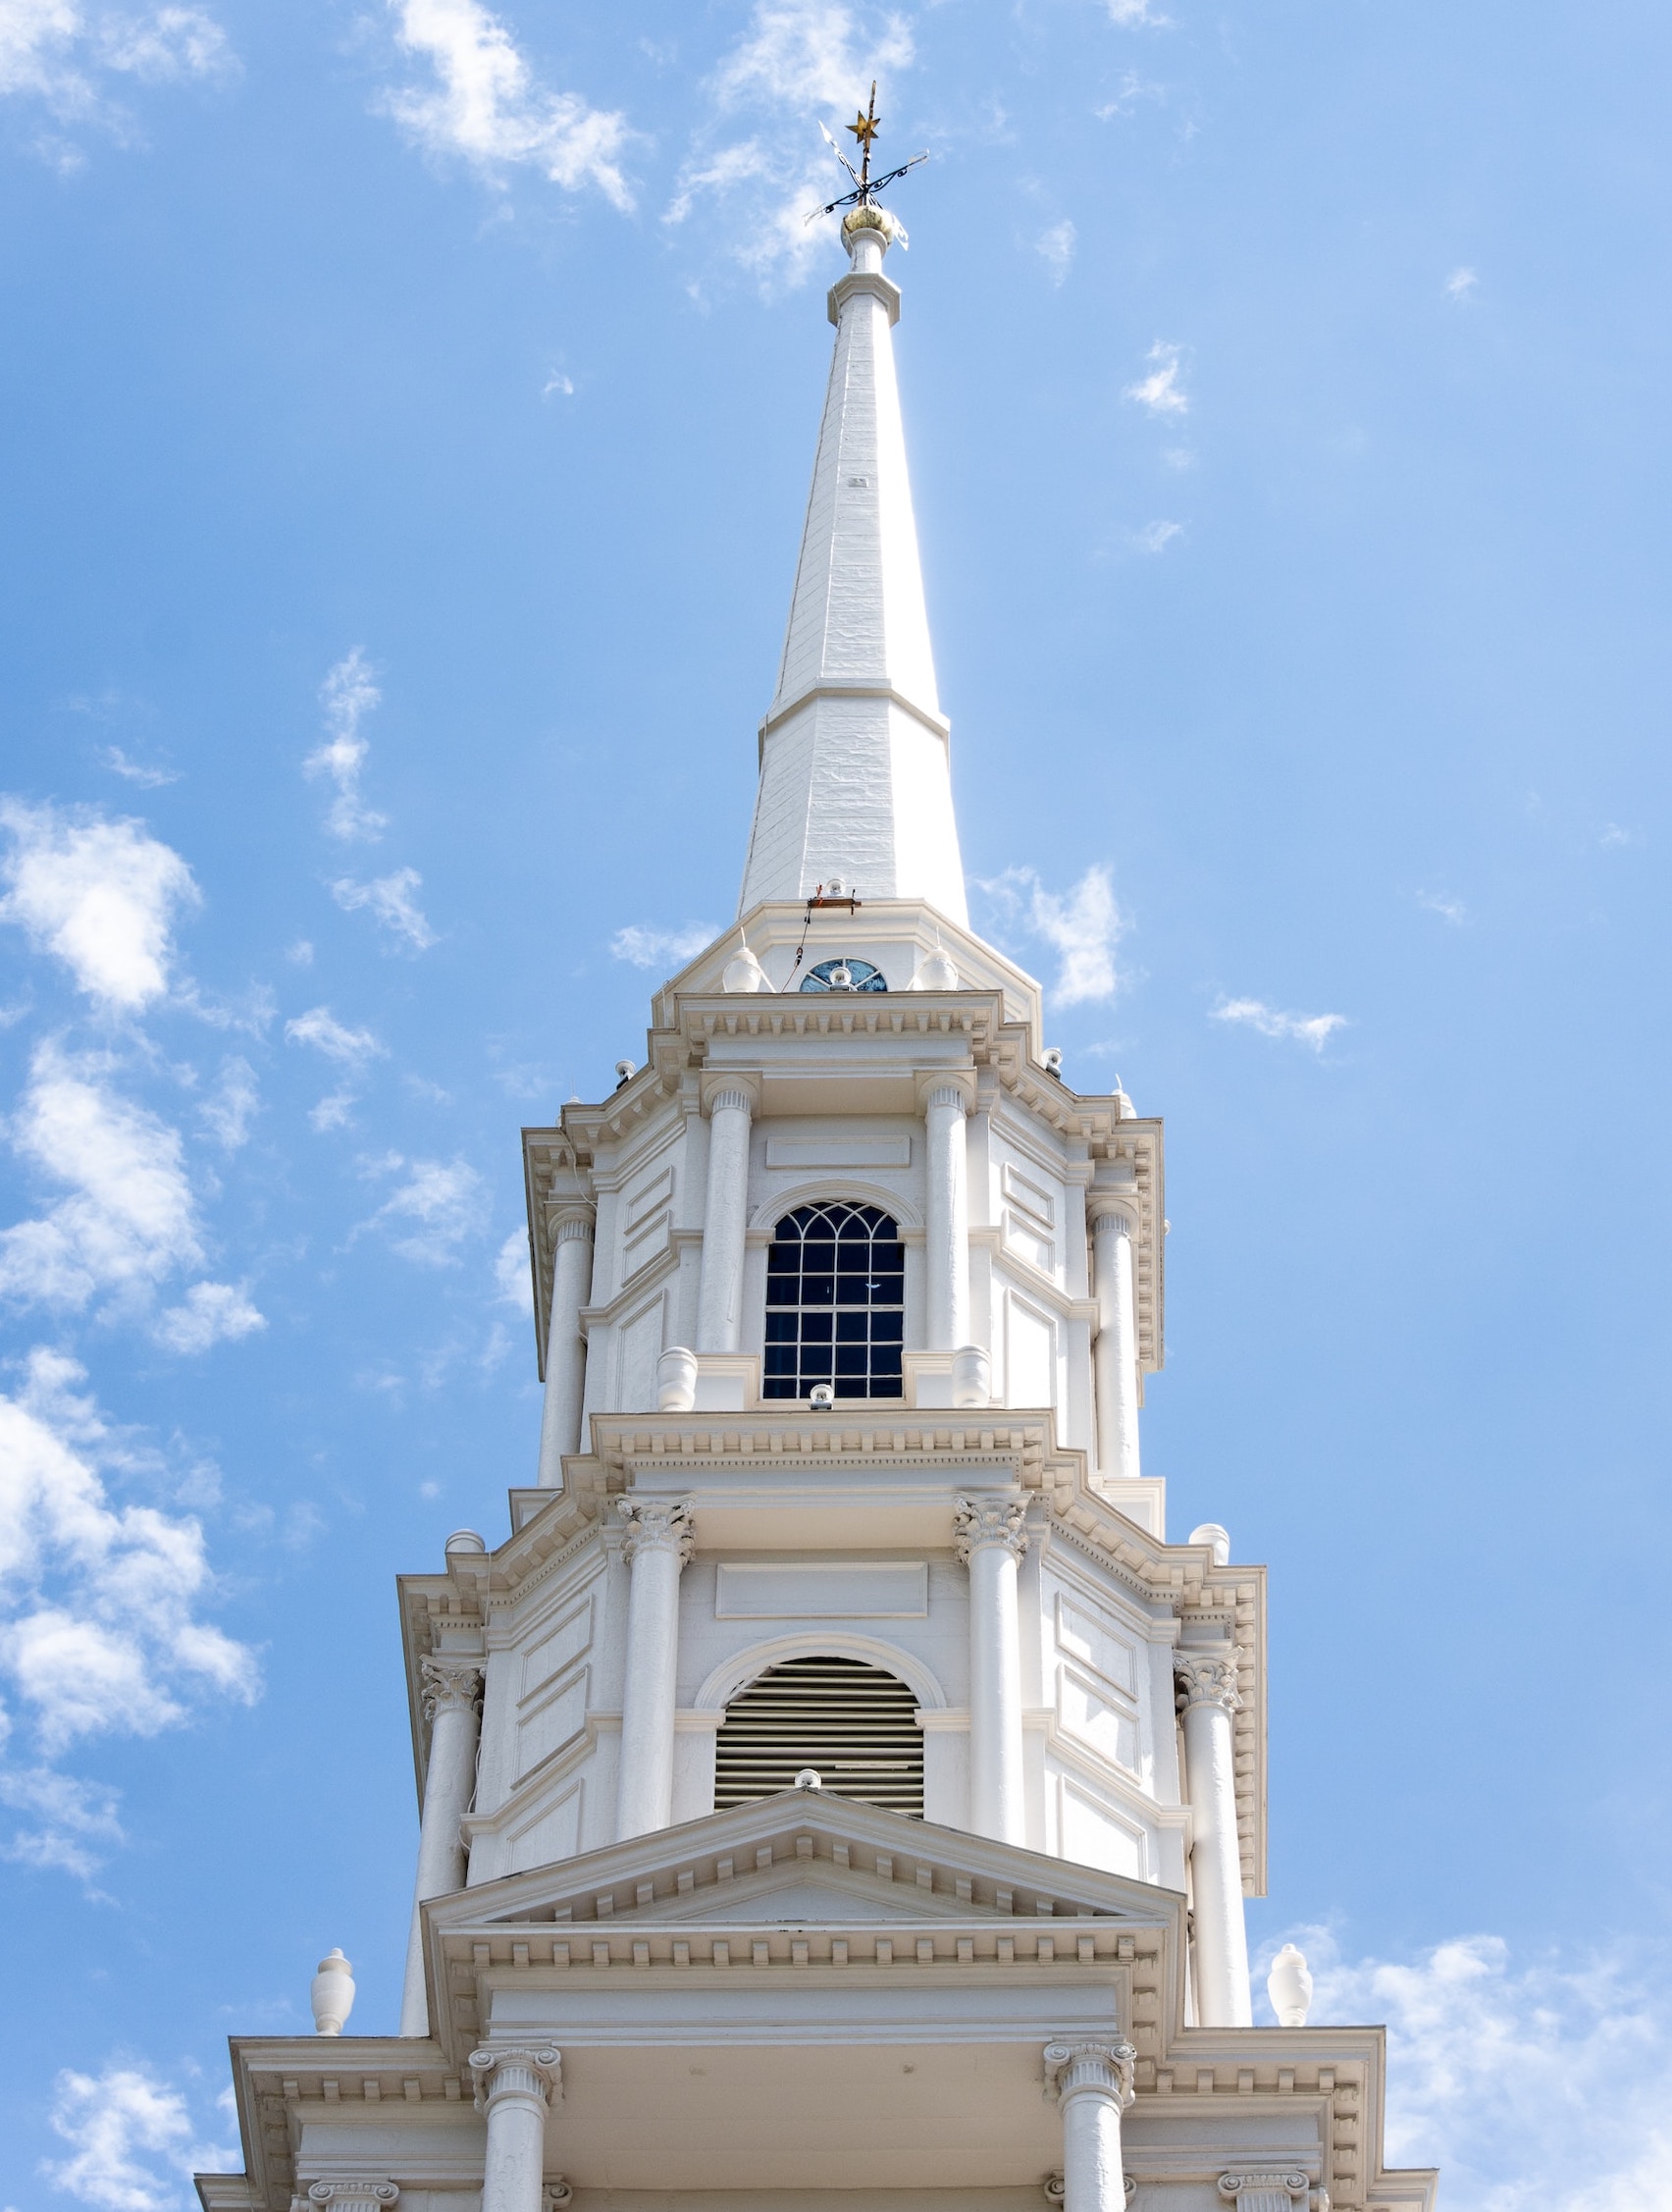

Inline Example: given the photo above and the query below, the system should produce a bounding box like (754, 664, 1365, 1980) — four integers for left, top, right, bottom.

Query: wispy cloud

(974, 864, 1126, 1006)
(542, 367, 574, 397)
(153, 1279, 264, 1354)
(283, 1007, 384, 1067)
(331, 867, 437, 952)
(1417, 889, 1467, 923)
(0, 3, 234, 153)
(356, 1154, 488, 1266)
(1036, 218, 1075, 286)
(1211, 995, 1346, 1051)
(1264, 1926, 1672, 2211)
(0, 1346, 258, 1855)
(304, 649, 385, 843)
(0, 800, 198, 1012)
(1132, 518, 1183, 553)
(1445, 265, 1478, 302)
(44, 2057, 233, 2209)
(666, 2, 914, 286)
(1103, 0, 1170, 24)
(0, 1041, 202, 1311)
(609, 921, 718, 971)
(380, 0, 633, 209)
(1124, 340, 1188, 416)
(100, 747, 178, 788)
(196, 1055, 258, 1150)
(495, 1226, 533, 1313)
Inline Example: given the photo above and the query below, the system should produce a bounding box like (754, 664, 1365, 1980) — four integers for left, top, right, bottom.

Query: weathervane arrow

(806, 79, 927, 227)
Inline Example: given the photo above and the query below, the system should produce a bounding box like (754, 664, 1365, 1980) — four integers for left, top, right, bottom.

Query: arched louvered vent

(713, 1655, 924, 1817)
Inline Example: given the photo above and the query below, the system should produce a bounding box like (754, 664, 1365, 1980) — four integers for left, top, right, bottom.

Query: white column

(1091, 1207, 1141, 1482)
(1044, 2038, 1136, 2212)
(954, 1496, 1027, 1844)
(399, 1658, 483, 2036)
(537, 1207, 595, 1488)
(614, 1498, 694, 1840)
(924, 1081, 970, 1350)
(1176, 1652, 1252, 2026)
(697, 1087, 755, 1352)
(469, 2046, 560, 2212)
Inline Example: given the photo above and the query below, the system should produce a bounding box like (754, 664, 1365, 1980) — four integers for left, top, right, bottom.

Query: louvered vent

(714, 1656, 924, 1817)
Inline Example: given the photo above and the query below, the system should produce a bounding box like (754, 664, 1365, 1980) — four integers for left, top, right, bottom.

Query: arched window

(713, 1656, 924, 1817)
(763, 1201, 905, 1400)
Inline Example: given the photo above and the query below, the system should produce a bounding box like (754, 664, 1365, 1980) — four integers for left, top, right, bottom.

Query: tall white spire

(739, 205, 968, 926)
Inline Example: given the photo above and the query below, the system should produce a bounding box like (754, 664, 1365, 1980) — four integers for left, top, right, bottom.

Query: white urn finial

(311, 1948, 356, 2035)
(1267, 1943, 1313, 2027)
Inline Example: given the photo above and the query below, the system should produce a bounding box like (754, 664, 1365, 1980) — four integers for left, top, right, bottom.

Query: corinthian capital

(953, 1495, 1029, 1565)
(468, 2045, 562, 2114)
(617, 1496, 696, 1565)
(1042, 2037, 1136, 2110)
(1218, 2175, 1311, 2212)
(1175, 1652, 1243, 1715)
(420, 1657, 484, 1721)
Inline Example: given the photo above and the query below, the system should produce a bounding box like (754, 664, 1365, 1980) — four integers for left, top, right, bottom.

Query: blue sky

(0, 1, 1668, 2205)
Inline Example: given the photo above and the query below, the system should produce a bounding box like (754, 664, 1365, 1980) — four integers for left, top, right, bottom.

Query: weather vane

(807, 80, 927, 229)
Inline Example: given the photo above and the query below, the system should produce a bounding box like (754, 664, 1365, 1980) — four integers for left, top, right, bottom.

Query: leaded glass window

(762, 1201, 905, 1399)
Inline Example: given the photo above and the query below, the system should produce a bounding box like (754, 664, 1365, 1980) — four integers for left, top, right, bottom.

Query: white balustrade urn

(1188, 1521, 1231, 1567)
(307, 2186, 398, 2212)
(399, 1656, 486, 2036)
(615, 1498, 696, 1840)
(955, 1495, 1028, 1845)
(471, 2047, 562, 2212)
(1176, 1652, 1252, 2028)
(656, 1345, 700, 1412)
(309, 1950, 354, 2036)
(911, 946, 960, 989)
(1267, 1943, 1313, 2027)
(722, 947, 770, 991)
(1044, 2039, 1137, 2212)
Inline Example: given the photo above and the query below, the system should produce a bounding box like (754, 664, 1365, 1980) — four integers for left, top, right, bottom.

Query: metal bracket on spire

(806, 80, 926, 226)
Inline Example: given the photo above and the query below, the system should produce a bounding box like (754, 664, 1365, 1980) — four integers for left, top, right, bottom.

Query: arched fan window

(763, 1201, 905, 1400)
(713, 1655, 924, 1817)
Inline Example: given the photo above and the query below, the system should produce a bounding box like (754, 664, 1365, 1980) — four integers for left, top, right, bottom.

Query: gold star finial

(846, 80, 880, 181)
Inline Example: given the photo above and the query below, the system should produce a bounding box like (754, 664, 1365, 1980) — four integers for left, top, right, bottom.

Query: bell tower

(197, 98, 1436, 2212)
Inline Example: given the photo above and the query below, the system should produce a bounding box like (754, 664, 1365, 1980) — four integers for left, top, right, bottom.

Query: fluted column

(399, 1658, 484, 2036)
(470, 2046, 560, 2212)
(1176, 1652, 1252, 2026)
(615, 1498, 695, 1840)
(1090, 1206, 1140, 1482)
(537, 1207, 595, 1488)
(697, 1086, 755, 1352)
(1044, 2039, 1136, 2212)
(955, 1496, 1027, 1844)
(924, 1080, 970, 1350)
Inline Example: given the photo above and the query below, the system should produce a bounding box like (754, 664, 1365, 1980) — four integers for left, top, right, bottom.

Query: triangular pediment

(425, 1787, 1181, 1940)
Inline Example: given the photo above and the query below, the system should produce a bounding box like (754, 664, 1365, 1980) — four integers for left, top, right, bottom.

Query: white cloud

(358, 1155, 488, 1265)
(153, 1280, 264, 1354)
(0, 1, 232, 136)
(1036, 218, 1075, 285)
(331, 866, 437, 951)
(1445, 265, 1478, 301)
(609, 920, 718, 971)
(495, 1227, 532, 1313)
(284, 1006, 383, 1067)
(542, 367, 574, 397)
(974, 864, 1125, 1007)
(1263, 1926, 1672, 2212)
(0, 1040, 201, 1311)
(303, 649, 385, 843)
(0, 1346, 258, 1782)
(0, 799, 198, 1011)
(197, 1055, 258, 1149)
(1132, 518, 1183, 553)
(100, 747, 178, 788)
(667, 2, 914, 285)
(0, 1764, 122, 1879)
(382, 0, 633, 208)
(1211, 995, 1346, 1050)
(44, 2061, 211, 2212)
(1417, 889, 1467, 923)
(1104, 0, 1170, 23)
(1124, 340, 1188, 415)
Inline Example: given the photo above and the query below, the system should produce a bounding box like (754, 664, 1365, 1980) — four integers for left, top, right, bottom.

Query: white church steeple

(739, 203, 968, 926)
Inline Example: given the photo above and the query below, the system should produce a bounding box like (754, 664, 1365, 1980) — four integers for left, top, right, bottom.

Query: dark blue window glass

(761, 1201, 905, 1400)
